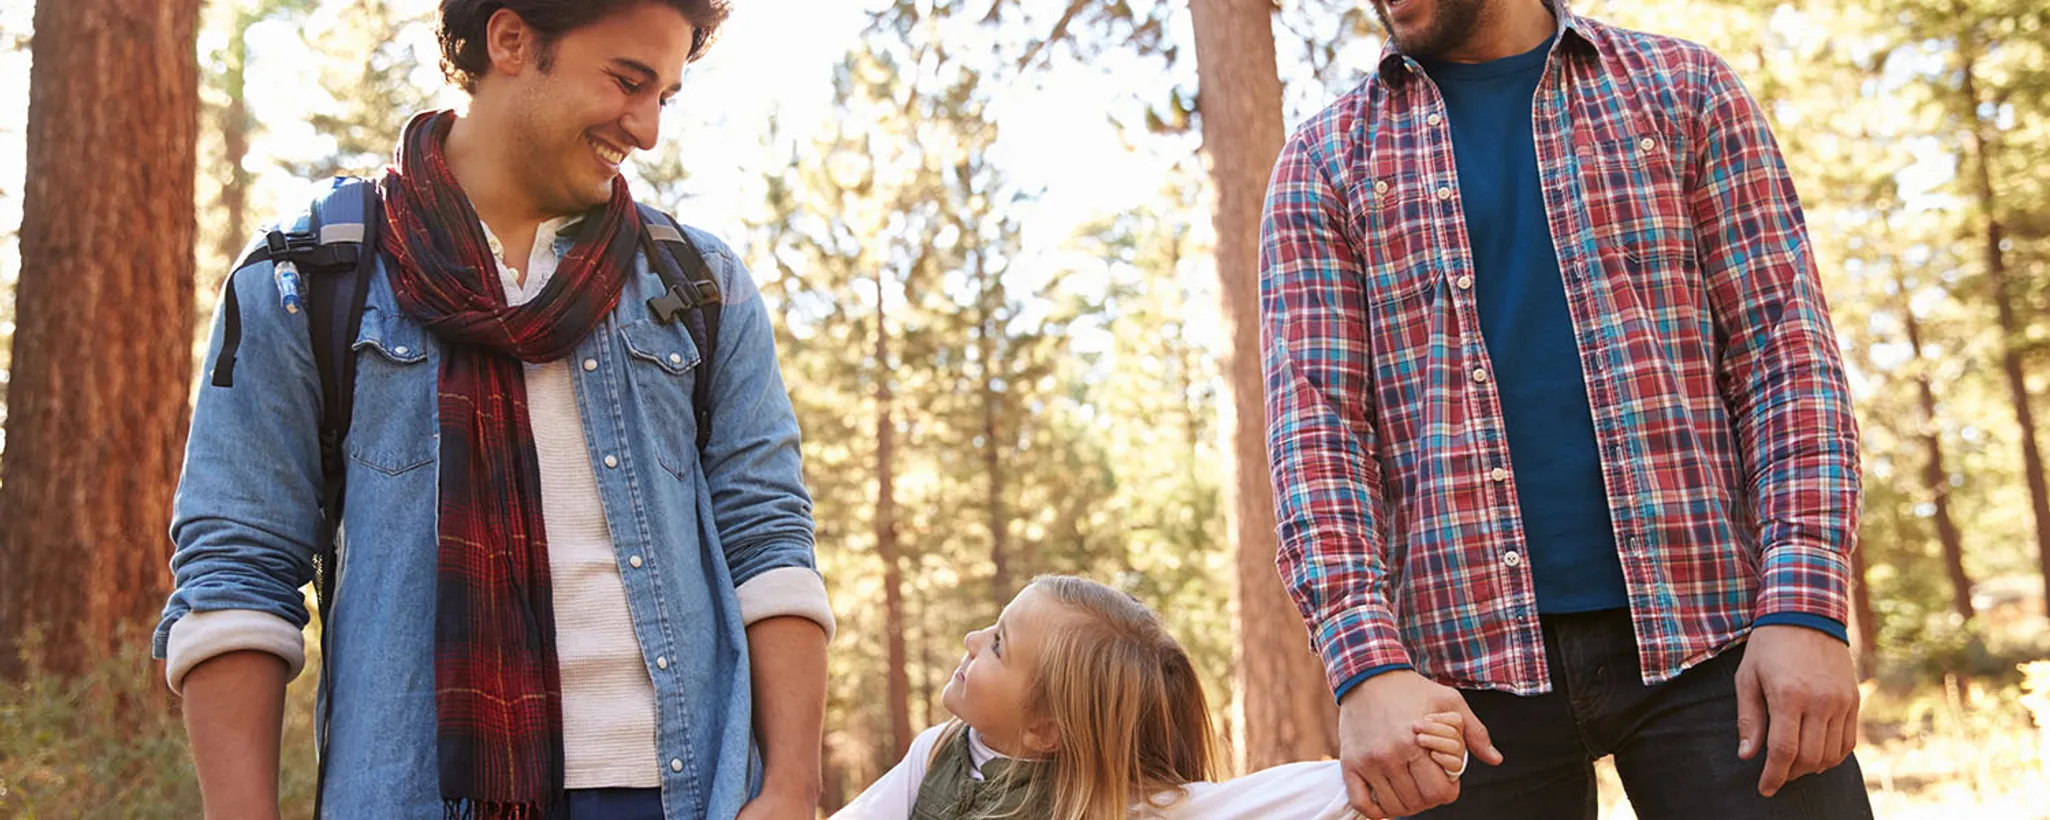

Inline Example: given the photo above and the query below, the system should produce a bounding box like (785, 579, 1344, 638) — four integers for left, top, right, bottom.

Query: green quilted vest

(910, 725, 1055, 820)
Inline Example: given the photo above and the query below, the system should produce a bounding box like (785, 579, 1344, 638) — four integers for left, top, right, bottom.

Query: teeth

(592, 139, 626, 165)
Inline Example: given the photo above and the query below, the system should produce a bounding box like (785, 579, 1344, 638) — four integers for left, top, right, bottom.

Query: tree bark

(1189, 0, 1339, 769)
(1897, 277, 1973, 621)
(1848, 539, 1877, 680)
(218, 11, 252, 270)
(1960, 51, 2050, 613)
(0, 0, 201, 681)
(979, 254, 1011, 608)
(874, 271, 913, 761)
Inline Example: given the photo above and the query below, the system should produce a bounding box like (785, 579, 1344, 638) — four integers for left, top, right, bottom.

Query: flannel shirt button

(1640, 137, 1656, 152)
(1504, 551, 1524, 567)
(1472, 368, 1490, 384)
(1456, 275, 1474, 290)
(1436, 186, 1453, 201)
(1375, 180, 1390, 195)
(657, 656, 669, 670)
(1629, 536, 1644, 550)
(629, 554, 643, 568)
(670, 758, 684, 773)
(604, 454, 619, 468)
(1490, 467, 1508, 482)
(582, 358, 598, 372)
(1427, 113, 1444, 127)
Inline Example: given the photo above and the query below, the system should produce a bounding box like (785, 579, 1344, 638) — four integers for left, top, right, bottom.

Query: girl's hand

(1412, 711, 1470, 779)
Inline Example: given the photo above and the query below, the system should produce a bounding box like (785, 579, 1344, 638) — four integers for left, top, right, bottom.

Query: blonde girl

(833, 575, 1469, 819)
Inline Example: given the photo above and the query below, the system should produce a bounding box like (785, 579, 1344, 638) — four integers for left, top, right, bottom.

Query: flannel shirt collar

(1375, 0, 1599, 84)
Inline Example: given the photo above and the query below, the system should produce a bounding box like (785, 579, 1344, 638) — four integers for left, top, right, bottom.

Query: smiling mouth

(589, 136, 627, 167)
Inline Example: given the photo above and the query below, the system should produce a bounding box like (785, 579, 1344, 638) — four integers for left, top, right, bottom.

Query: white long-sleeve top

(832, 724, 1360, 820)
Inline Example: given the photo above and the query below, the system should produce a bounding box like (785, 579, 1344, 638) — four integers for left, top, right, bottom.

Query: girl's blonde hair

(1008, 574, 1221, 820)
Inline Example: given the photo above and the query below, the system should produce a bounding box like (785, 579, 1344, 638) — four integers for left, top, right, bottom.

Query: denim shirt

(153, 204, 816, 818)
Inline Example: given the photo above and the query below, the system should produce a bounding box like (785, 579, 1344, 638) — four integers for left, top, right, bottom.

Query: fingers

(1343, 767, 1382, 819)
(1408, 753, 1462, 806)
(1424, 710, 1465, 730)
(1823, 711, 1850, 773)
(1758, 694, 1800, 797)
(1792, 708, 1829, 784)
(1366, 771, 1420, 818)
(1413, 717, 1461, 741)
(1429, 749, 1465, 772)
(1414, 730, 1464, 756)
(1735, 659, 1766, 761)
(1451, 697, 1503, 765)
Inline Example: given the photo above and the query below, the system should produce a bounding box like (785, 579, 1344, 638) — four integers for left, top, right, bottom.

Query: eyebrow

(609, 58, 681, 95)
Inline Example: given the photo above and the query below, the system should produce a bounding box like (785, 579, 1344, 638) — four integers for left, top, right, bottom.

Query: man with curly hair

(156, 3, 830, 818)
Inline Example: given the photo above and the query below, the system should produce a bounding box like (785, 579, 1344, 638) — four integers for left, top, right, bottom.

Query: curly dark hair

(437, 0, 730, 93)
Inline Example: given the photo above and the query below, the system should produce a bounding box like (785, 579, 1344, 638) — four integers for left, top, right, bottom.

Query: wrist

(759, 765, 822, 802)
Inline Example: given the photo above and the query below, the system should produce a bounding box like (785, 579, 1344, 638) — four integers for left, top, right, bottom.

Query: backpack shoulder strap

(635, 204, 723, 454)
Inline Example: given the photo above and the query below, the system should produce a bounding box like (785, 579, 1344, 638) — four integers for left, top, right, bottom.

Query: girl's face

(941, 584, 1074, 757)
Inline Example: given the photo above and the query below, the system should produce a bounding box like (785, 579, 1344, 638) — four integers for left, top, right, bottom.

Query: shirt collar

(1375, 0, 1598, 83)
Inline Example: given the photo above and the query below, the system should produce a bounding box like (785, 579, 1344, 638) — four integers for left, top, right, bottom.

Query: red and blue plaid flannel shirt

(1259, 7, 1860, 696)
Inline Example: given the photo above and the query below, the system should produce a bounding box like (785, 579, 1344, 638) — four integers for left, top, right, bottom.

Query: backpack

(206, 176, 725, 809)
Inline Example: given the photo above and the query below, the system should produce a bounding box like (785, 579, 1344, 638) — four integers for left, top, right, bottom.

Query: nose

(619, 98, 660, 150)
(964, 627, 988, 654)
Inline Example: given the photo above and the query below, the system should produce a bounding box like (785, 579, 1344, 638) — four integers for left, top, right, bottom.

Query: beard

(1374, 0, 1497, 59)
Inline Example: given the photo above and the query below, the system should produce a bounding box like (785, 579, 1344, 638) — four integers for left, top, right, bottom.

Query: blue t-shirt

(1420, 36, 1629, 615)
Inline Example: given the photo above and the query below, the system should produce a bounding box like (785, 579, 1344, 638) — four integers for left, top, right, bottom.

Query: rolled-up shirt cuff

(164, 609, 307, 695)
(736, 566, 836, 642)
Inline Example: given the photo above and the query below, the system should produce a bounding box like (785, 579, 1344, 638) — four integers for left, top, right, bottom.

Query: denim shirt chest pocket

(347, 303, 438, 476)
(616, 317, 702, 480)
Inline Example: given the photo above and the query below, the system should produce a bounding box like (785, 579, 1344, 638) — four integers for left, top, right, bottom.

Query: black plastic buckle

(647, 280, 717, 324)
(264, 228, 319, 260)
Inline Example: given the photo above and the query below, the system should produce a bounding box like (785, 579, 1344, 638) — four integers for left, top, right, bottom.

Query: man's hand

(736, 786, 818, 820)
(1736, 624, 1859, 797)
(1338, 669, 1502, 819)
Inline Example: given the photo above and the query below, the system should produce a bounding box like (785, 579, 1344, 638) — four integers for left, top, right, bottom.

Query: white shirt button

(628, 554, 643, 568)
(1375, 180, 1390, 195)
(1490, 467, 1509, 482)
(393, 345, 409, 356)
(656, 656, 669, 670)
(670, 758, 684, 773)
(1472, 368, 1490, 384)
(1436, 186, 1453, 201)
(668, 352, 683, 366)
(1640, 137, 1656, 152)
(604, 454, 619, 469)
(1427, 113, 1444, 127)
(1504, 552, 1524, 568)
(1455, 275, 1474, 290)
(582, 358, 598, 372)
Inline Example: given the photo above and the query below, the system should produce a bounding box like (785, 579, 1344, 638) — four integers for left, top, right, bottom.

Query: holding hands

(1337, 670, 1501, 819)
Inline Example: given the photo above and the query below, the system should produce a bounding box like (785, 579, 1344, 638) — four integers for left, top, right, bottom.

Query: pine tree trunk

(1189, 0, 1339, 769)
(1898, 279, 1973, 621)
(1849, 543, 1876, 681)
(1960, 53, 2050, 612)
(218, 16, 252, 270)
(0, 0, 201, 681)
(980, 257, 1010, 608)
(875, 274, 913, 759)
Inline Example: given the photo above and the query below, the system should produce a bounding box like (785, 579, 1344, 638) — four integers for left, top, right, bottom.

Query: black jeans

(1416, 609, 1874, 820)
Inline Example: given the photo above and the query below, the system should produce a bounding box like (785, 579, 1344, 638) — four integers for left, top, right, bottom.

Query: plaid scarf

(379, 110, 640, 819)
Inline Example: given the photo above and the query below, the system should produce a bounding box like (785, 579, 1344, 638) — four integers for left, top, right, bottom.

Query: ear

(1020, 717, 1061, 757)
(482, 8, 543, 80)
